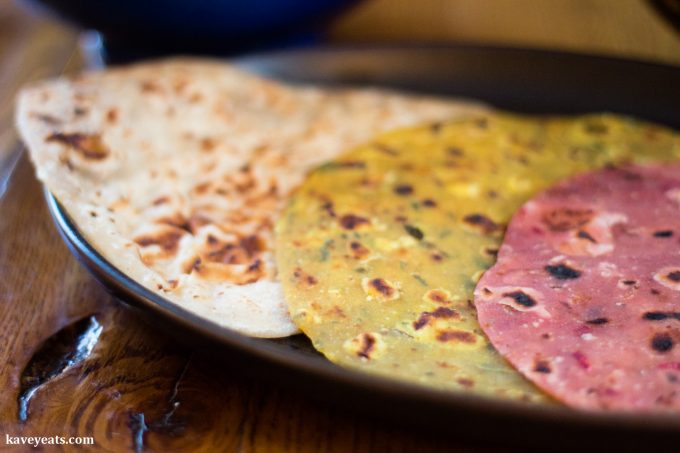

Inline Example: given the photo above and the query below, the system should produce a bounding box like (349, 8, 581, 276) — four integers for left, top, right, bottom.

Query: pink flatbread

(474, 164, 680, 411)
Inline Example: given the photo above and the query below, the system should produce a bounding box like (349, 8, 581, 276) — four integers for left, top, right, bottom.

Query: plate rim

(235, 41, 680, 71)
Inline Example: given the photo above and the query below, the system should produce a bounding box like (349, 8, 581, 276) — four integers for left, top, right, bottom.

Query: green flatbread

(275, 113, 680, 401)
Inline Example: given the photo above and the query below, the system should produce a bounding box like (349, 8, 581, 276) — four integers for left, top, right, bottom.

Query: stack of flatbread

(18, 57, 680, 412)
(16, 58, 486, 337)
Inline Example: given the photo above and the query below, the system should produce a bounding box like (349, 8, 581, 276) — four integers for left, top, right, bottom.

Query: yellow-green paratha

(275, 113, 680, 401)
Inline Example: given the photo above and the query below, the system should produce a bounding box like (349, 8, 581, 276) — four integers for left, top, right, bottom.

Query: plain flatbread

(15, 58, 487, 337)
(475, 164, 680, 411)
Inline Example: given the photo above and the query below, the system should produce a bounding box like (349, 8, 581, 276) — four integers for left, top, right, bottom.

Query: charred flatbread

(276, 113, 679, 398)
(475, 164, 680, 411)
(16, 58, 486, 337)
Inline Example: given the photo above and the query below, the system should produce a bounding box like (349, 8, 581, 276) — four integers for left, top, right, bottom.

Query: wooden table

(331, 0, 680, 66)
(1, 1, 679, 451)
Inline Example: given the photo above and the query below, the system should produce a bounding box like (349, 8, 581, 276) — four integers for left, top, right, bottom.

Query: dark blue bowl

(26, 0, 360, 58)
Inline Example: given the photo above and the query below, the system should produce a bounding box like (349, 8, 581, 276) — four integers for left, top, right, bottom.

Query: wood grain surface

(330, 0, 680, 66)
(1, 0, 680, 451)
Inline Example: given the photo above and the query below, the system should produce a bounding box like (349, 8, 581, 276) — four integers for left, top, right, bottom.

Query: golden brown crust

(16, 57, 487, 337)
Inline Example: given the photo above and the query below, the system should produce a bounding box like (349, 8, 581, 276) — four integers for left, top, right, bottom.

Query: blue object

(25, 0, 361, 59)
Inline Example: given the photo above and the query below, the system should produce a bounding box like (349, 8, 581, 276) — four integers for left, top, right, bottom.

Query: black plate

(45, 46, 680, 449)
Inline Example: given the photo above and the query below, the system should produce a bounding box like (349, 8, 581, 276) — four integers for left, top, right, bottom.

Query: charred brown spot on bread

(106, 108, 118, 123)
(228, 168, 257, 194)
(436, 329, 476, 343)
(239, 235, 264, 256)
(448, 147, 464, 157)
(456, 378, 474, 388)
(545, 263, 582, 280)
(431, 252, 444, 262)
(46, 132, 110, 160)
(134, 230, 184, 253)
(339, 214, 370, 230)
(152, 196, 170, 206)
(533, 360, 552, 373)
(359, 177, 379, 189)
(424, 289, 451, 304)
(651, 333, 674, 353)
(173, 78, 188, 93)
(393, 184, 414, 195)
(413, 313, 431, 330)
(404, 224, 424, 240)
(140, 80, 162, 93)
(237, 260, 267, 285)
(644, 312, 668, 321)
(156, 213, 208, 236)
(644, 312, 680, 321)
(183, 257, 202, 274)
(59, 154, 74, 170)
(206, 234, 265, 265)
(653, 230, 674, 238)
(188, 92, 203, 103)
(200, 137, 216, 152)
(193, 182, 212, 195)
(653, 267, 680, 290)
(188, 214, 211, 233)
(413, 307, 460, 330)
(328, 306, 346, 318)
(483, 247, 499, 258)
(293, 267, 318, 287)
(368, 278, 395, 298)
(463, 213, 499, 235)
(577, 230, 597, 243)
(503, 291, 537, 308)
(586, 317, 609, 325)
(413, 307, 459, 330)
(357, 333, 377, 359)
(542, 208, 594, 232)
(321, 201, 336, 218)
(248, 259, 263, 273)
(157, 214, 190, 233)
(349, 241, 370, 259)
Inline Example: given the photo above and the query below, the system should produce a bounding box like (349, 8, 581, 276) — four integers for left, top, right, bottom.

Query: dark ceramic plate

(45, 46, 680, 449)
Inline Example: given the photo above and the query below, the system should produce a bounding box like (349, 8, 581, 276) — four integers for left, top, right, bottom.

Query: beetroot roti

(474, 163, 680, 412)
